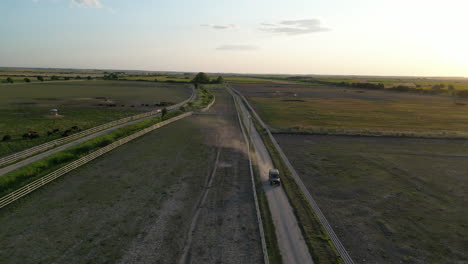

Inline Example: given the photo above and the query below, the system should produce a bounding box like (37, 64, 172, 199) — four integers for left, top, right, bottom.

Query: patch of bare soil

(182, 88, 263, 263)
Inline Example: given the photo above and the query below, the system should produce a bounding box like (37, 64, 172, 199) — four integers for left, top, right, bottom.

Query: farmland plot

(0, 87, 262, 263)
(276, 134, 468, 264)
(0, 81, 192, 157)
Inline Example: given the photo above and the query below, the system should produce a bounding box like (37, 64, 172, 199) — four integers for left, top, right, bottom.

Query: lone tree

(192, 72, 211, 84)
(37, 76, 44, 82)
(6, 77, 14, 83)
(24, 77, 31, 83)
(213, 76, 224, 84)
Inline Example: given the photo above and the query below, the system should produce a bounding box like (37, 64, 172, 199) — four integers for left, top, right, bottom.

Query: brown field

(186, 87, 263, 263)
(276, 134, 468, 264)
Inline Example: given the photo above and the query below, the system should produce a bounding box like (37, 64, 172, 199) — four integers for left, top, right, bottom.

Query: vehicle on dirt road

(269, 169, 281, 186)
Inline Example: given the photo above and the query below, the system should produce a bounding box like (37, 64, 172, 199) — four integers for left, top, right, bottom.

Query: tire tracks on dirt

(178, 145, 221, 264)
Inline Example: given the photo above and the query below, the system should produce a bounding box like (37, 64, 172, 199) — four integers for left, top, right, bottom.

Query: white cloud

(32, 0, 104, 8)
(201, 24, 237, 30)
(259, 19, 329, 35)
(216, 45, 259, 51)
(71, 0, 103, 8)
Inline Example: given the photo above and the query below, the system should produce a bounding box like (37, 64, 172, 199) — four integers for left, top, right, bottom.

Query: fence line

(0, 87, 195, 167)
(0, 112, 193, 209)
(230, 86, 355, 264)
(230, 90, 269, 264)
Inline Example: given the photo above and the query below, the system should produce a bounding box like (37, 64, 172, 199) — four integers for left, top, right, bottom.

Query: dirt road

(180, 87, 263, 263)
(231, 88, 314, 264)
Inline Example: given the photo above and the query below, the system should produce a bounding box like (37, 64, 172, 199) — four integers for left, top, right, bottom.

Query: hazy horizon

(1, 0, 467, 77)
(2, 66, 467, 79)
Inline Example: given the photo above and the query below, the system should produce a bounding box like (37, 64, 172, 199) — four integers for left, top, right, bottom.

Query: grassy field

(232, 83, 468, 137)
(276, 134, 468, 264)
(121, 74, 287, 84)
(122, 75, 191, 82)
(0, 107, 140, 157)
(249, 96, 468, 134)
(0, 80, 191, 105)
(0, 80, 192, 157)
(279, 76, 468, 91)
(225, 76, 291, 84)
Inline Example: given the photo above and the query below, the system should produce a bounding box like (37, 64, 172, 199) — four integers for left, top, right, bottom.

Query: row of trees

(103, 73, 119, 80)
(338, 81, 462, 96)
(3, 72, 224, 85)
(2, 126, 83, 142)
(2, 75, 93, 83)
(191, 72, 224, 85)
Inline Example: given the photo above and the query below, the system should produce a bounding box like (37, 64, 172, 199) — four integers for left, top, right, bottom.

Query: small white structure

(50, 109, 58, 116)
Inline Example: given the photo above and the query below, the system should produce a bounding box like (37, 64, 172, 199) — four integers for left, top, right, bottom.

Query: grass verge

(0, 111, 183, 197)
(185, 86, 214, 111)
(247, 105, 344, 264)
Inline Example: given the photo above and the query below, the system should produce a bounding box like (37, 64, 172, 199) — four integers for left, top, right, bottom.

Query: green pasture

(0, 80, 191, 105)
(249, 96, 468, 134)
(225, 76, 291, 84)
(0, 110, 183, 197)
(122, 75, 192, 82)
(0, 107, 140, 157)
(286, 76, 468, 91)
(0, 80, 192, 156)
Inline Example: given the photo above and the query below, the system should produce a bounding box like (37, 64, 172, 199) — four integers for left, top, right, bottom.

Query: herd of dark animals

(14, 126, 81, 141)
(97, 102, 174, 108)
(2, 100, 175, 142)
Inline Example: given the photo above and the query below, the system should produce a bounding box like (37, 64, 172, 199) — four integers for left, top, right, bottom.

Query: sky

(1, 0, 467, 76)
